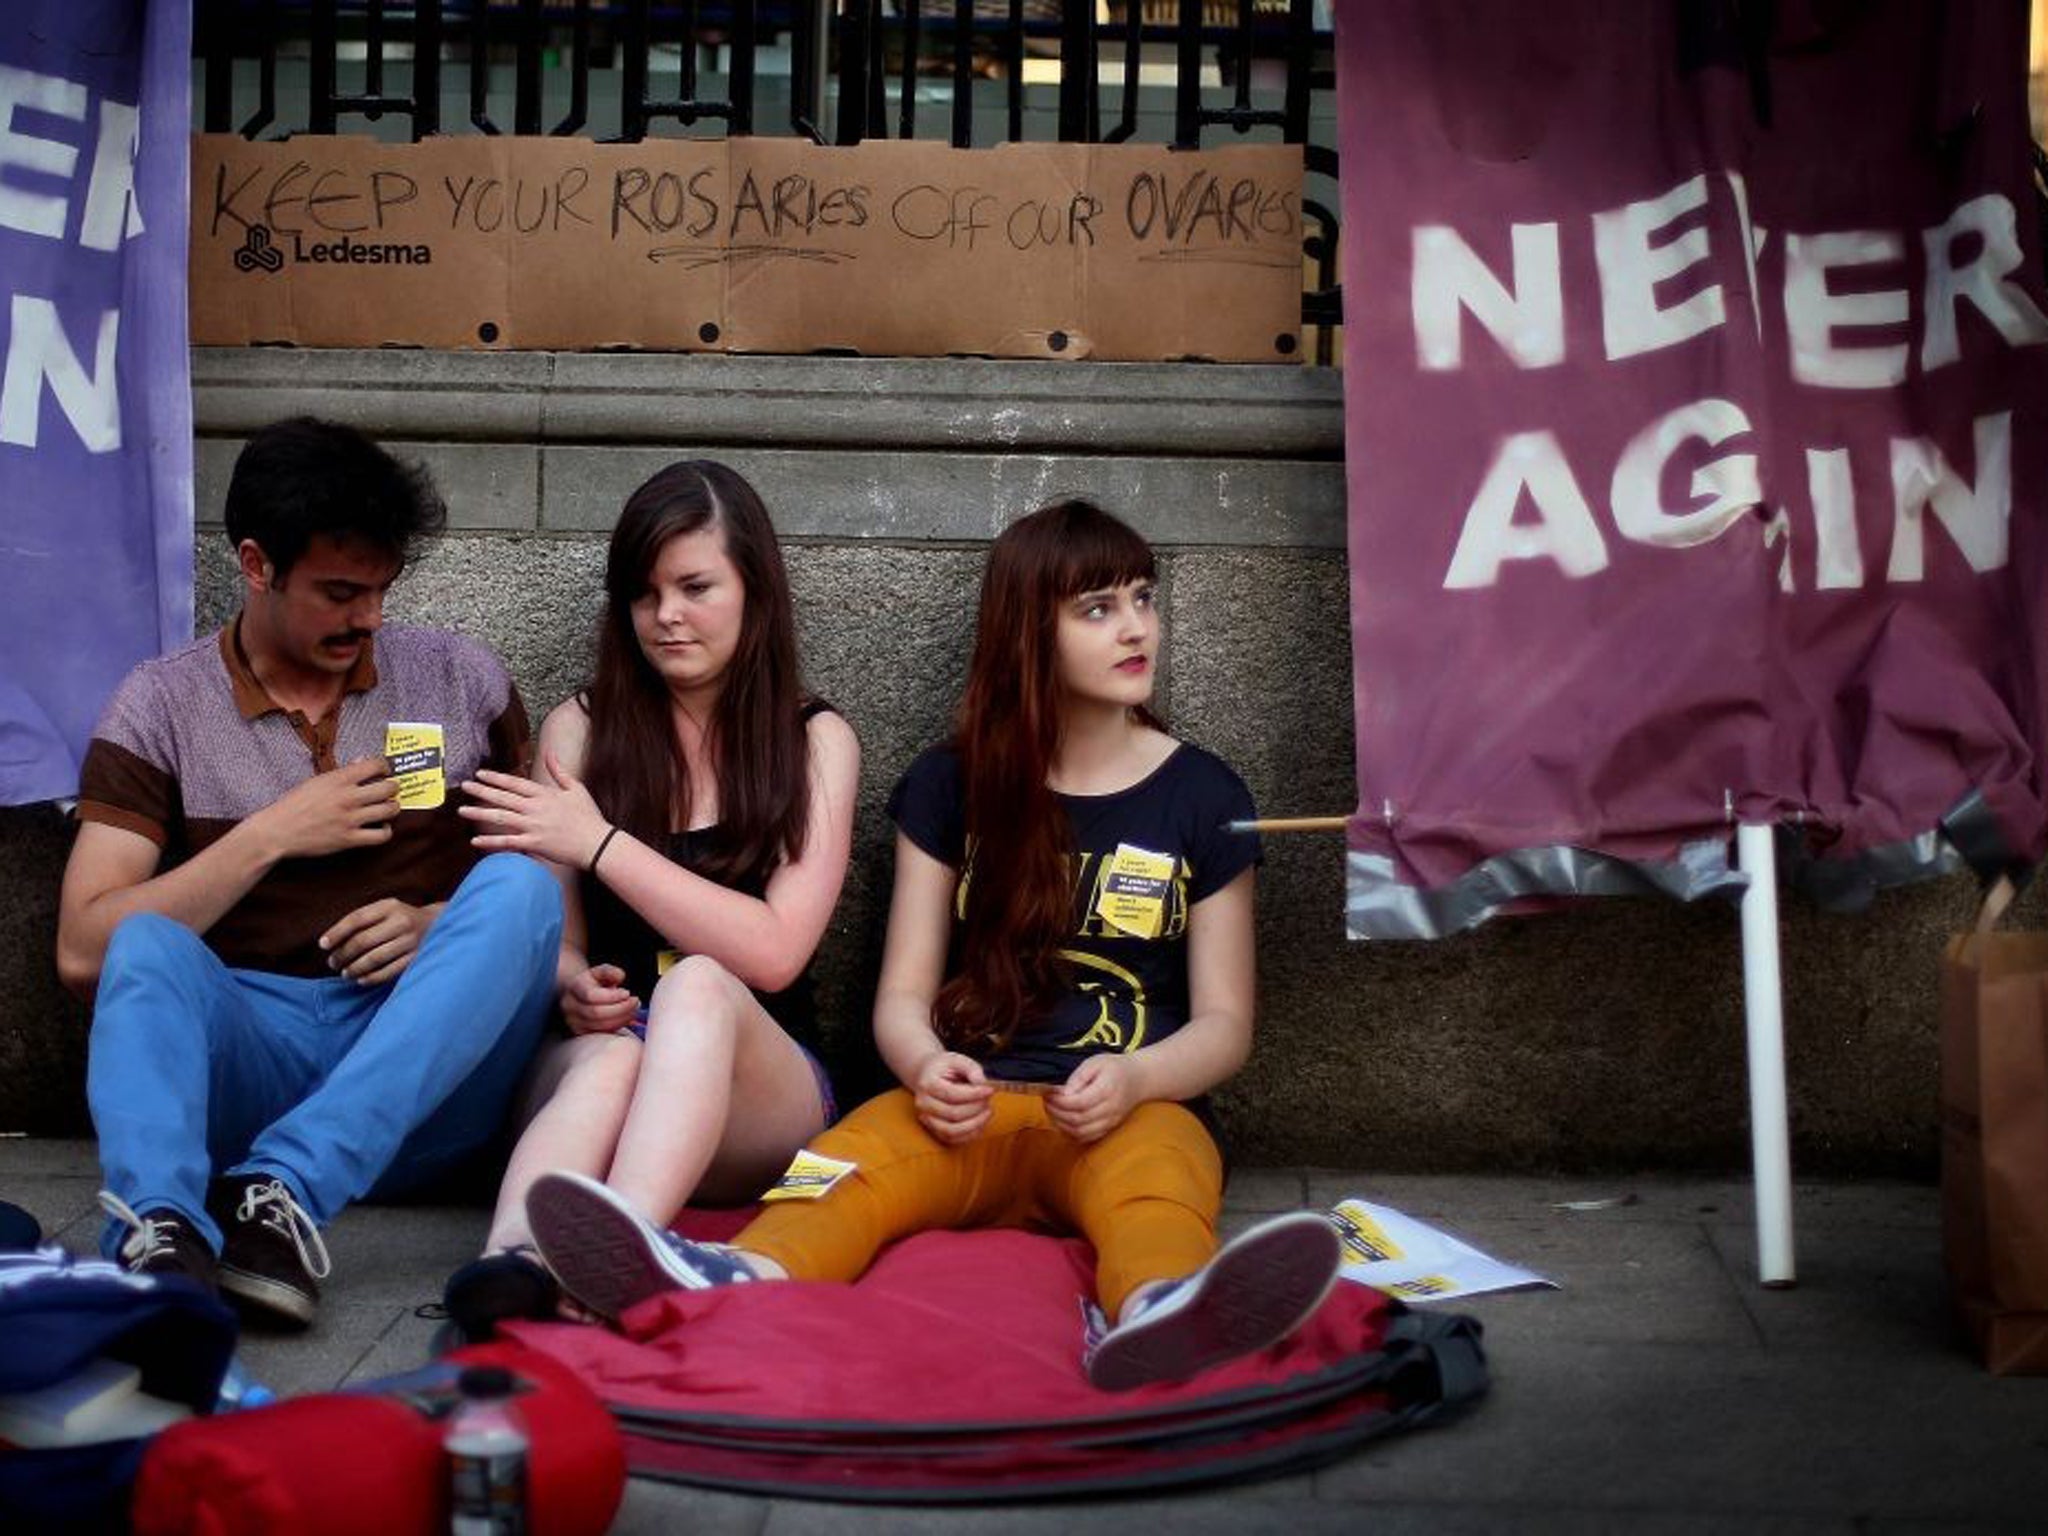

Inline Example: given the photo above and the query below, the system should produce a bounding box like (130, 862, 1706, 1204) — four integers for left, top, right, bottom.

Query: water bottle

(445, 1365, 529, 1536)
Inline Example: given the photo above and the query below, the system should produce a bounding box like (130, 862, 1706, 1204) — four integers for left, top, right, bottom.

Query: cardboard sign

(189, 135, 1305, 362)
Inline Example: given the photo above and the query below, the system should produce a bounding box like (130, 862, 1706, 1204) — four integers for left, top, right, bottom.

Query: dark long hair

(581, 461, 809, 888)
(934, 499, 1160, 1054)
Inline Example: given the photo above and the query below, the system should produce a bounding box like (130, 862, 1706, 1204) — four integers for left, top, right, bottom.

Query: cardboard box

(190, 135, 1306, 362)
(1940, 923, 2048, 1375)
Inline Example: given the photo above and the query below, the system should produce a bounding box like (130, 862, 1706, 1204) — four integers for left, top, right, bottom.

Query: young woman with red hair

(528, 499, 1338, 1390)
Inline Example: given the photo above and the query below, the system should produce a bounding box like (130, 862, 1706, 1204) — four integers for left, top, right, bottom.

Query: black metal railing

(193, 0, 1341, 347)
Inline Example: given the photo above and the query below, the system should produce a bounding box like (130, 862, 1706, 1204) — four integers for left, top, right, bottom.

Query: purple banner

(1338, 2, 2048, 937)
(1, 0, 193, 805)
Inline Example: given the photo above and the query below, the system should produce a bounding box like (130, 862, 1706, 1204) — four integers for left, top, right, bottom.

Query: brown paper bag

(1940, 878, 2048, 1374)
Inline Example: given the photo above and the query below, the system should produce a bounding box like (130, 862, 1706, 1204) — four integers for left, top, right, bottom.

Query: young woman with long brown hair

(526, 498, 1338, 1390)
(439, 460, 859, 1340)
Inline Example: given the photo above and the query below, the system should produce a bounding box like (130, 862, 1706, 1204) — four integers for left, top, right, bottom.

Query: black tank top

(576, 701, 831, 1057)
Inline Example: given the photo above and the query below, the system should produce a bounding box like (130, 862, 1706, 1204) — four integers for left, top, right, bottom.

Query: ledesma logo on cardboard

(234, 225, 284, 273)
(231, 222, 431, 273)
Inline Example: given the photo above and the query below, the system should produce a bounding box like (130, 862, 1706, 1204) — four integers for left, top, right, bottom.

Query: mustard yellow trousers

(736, 1086, 1223, 1315)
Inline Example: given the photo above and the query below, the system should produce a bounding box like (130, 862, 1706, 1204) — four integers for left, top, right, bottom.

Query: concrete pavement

(7, 1138, 2044, 1532)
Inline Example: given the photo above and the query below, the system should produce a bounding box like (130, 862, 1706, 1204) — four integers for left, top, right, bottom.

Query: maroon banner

(1338, 1, 2048, 938)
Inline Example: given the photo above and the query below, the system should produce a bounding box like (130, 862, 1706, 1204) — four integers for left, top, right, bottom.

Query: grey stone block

(1298, 1174, 1941, 1230)
(2, 1164, 100, 1246)
(321, 1200, 489, 1310)
(1319, 1334, 2048, 1525)
(340, 1306, 456, 1390)
(193, 347, 553, 439)
(0, 807, 88, 1135)
(0, 1136, 106, 1178)
(197, 438, 541, 531)
(230, 1301, 422, 1399)
(1441, 1215, 1757, 1348)
(530, 352, 1342, 457)
(539, 445, 1343, 546)
(760, 1501, 1356, 1535)
(613, 1481, 771, 1536)
(1221, 1169, 1310, 1215)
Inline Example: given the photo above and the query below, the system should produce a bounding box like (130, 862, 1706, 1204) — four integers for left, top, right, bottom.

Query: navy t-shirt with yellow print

(886, 741, 1261, 1085)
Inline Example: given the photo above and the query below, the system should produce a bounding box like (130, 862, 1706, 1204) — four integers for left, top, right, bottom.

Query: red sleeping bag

(130, 1340, 626, 1535)
(510, 1223, 1487, 1500)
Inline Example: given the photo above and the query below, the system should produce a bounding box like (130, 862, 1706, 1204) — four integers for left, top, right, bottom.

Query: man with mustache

(55, 418, 562, 1329)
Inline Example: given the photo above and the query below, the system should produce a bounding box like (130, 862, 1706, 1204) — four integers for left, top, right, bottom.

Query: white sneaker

(526, 1170, 754, 1323)
(1084, 1210, 1342, 1392)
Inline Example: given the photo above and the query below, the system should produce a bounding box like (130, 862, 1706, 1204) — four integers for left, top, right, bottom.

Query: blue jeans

(89, 853, 562, 1256)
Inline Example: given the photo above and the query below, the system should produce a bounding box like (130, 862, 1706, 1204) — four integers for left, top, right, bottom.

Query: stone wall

(0, 347, 2009, 1172)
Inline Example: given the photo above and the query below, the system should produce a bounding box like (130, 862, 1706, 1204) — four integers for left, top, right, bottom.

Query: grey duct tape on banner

(1348, 812, 1988, 940)
(1781, 826, 1968, 913)
(1345, 838, 1747, 941)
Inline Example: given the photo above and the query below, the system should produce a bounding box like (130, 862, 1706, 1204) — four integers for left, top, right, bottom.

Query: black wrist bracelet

(589, 825, 620, 874)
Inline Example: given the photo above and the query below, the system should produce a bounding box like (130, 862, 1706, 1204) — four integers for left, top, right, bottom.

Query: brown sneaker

(208, 1174, 331, 1329)
(97, 1191, 218, 1292)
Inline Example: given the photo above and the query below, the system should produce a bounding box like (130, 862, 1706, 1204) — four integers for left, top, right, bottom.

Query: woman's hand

(560, 962, 641, 1035)
(460, 749, 613, 871)
(911, 1051, 993, 1145)
(1047, 1054, 1145, 1143)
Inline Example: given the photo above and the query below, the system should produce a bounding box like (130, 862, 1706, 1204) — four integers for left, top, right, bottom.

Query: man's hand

(561, 963, 641, 1035)
(319, 898, 440, 987)
(253, 757, 400, 861)
(911, 1051, 993, 1145)
(1047, 1054, 1145, 1143)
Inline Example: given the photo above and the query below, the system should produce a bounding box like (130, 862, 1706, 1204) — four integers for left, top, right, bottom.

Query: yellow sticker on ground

(384, 722, 445, 810)
(1331, 1199, 1406, 1264)
(760, 1149, 858, 1202)
(1388, 1275, 1457, 1298)
(1094, 842, 1176, 939)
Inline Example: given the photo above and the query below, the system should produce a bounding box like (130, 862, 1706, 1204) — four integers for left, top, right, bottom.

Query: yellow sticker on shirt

(1094, 843, 1176, 939)
(760, 1149, 858, 1202)
(384, 722, 445, 810)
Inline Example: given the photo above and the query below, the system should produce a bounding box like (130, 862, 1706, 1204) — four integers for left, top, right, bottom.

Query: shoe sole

(1087, 1211, 1342, 1392)
(526, 1171, 698, 1323)
(218, 1264, 317, 1329)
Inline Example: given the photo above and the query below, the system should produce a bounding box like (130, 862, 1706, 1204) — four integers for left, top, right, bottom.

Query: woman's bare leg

(605, 954, 828, 1223)
(480, 1031, 643, 1253)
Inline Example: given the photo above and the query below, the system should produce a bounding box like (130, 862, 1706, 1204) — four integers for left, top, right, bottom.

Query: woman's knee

(1087, 1102, 1223, 1199)
(549, 1030, 645, 1103)
(647, 953, 748, 1029)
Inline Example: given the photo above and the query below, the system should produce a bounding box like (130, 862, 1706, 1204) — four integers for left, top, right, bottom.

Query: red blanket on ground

(509, 1224, 1487, 1500)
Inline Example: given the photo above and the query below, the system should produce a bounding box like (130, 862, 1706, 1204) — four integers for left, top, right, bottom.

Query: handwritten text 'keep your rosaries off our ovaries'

(201, 155, 1301, 261)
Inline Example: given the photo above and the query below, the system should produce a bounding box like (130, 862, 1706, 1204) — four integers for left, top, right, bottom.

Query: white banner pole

(1737, 822, 1796, 1287)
